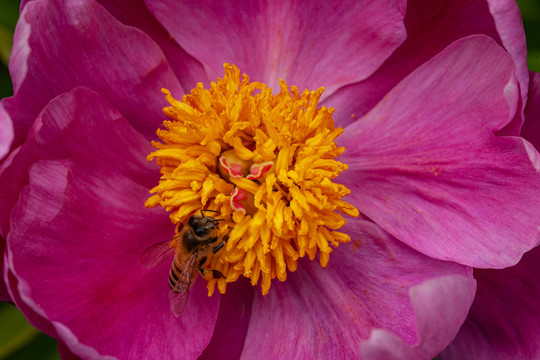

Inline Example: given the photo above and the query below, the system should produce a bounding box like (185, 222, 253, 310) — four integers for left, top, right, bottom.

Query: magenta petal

(360, 275, 476, 360)
(0, 101, 11, 298)
(145, 0, 406, 96)
(487, 0, 529, 104)
(239, 220, 475, 359)
(4, 266, 60, 340)
(522, 71, 540, 150)
(200, 279, 254, 360)
(326, 0, 523, 128)
(440, 246, 540, 360)
(5, 88, 219, 359)
(488, 0, 530, 136)
(95, 0, 209, 90)
(0, 82, 163, 235)
(0, 238, 10, 302)
(20, 0, 30, 10)
(58, 342, 84, 360)
(8, 160, 217, 359)
(340, 36, 540, 268)
(0, 101, 13, 160)
(6, 0, 182, 149)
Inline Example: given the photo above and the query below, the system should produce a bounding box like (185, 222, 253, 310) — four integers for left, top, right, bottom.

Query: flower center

(145, 64, 359, 296)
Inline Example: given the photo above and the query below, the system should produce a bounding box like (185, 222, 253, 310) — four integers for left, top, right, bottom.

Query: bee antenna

(200, 209, 220, 218)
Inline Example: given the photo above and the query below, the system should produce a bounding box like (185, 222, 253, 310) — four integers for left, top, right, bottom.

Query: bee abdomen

(168, 258, 181, 290)
(169, 257, 189, 292)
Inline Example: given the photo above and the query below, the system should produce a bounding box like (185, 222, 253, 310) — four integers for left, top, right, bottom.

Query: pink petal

(0, 238, 9, 302)
(20, 0, 31, 10)
(440, 246, 540, 360)
(58, 342, 84, 360)
(0, 82, 166, 235)
(339, 36, 540, 268)
(487, 0, 529, 108)
(200, 279, 254, 360)
(487, 0, 530, 136)
(5, 0, 182, 149)
(0, 93, 14, 163)
(4, 266, 59, 338)
(522, 71, 540, 151)
(360, 275, 476, 360)
(5, 87, 219, 359)
(0, 144, 27, 236)
(145, 0, 406, 96)
(326, 0, 526, 129)
(239, 220, 475, 359)
(94, 0, 209, 90)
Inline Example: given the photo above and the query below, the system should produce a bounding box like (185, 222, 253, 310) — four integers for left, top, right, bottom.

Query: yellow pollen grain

(146, 64, 358, 296)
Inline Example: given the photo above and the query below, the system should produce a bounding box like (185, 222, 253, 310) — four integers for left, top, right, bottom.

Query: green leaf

(0, 303, 39, 359)
(518, 0, 540, 72)
(0, 0, 17, 71)
(0, 0, 19, 30)
(528, 49, 540, 72)
(0, 303, 60, 360)
(5, 334, 61, 360)
(0, 24, 13, 68)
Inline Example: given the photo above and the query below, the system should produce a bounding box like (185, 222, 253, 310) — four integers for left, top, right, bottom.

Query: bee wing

(139, 238, 177, 268)
(169, 253, 199, 317)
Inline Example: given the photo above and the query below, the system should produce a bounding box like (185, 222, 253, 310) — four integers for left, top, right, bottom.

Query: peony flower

(1, 0, 539, 359)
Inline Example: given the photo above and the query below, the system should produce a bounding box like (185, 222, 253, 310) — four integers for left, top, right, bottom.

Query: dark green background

(0, 1, 539, 359)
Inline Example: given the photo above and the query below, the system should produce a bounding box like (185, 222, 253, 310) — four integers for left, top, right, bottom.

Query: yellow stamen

(146, 64, 359, 296)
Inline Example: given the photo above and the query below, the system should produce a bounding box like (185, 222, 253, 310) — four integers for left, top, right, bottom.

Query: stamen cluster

(146, 64, 358, 295)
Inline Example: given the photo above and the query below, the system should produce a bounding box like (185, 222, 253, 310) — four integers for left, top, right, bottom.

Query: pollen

(146, 64, 359, 296)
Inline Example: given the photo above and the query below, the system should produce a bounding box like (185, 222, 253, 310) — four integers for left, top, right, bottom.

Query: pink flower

(0, 1, 538, 359)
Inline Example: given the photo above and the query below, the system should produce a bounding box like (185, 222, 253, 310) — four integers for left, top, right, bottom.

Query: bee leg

(198, 256, 226, 279)
(212, 234, 229, 254)
(210, 270, 225, 279)
(213, 241, 225, 254)
(198, 256, 208, 272)
(206, 236, 218, 244)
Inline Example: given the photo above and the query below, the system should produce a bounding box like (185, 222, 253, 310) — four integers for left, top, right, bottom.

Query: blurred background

(0, 0, 539, 359)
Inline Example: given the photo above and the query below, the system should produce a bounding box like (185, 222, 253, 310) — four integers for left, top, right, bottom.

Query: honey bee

(140, 209, 227, 317)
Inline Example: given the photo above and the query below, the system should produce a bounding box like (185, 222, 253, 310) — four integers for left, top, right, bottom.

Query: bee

(140, 209, 228, 317)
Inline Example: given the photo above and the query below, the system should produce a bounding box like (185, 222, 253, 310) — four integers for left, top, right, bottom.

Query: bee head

(188, 215, 217, 237)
